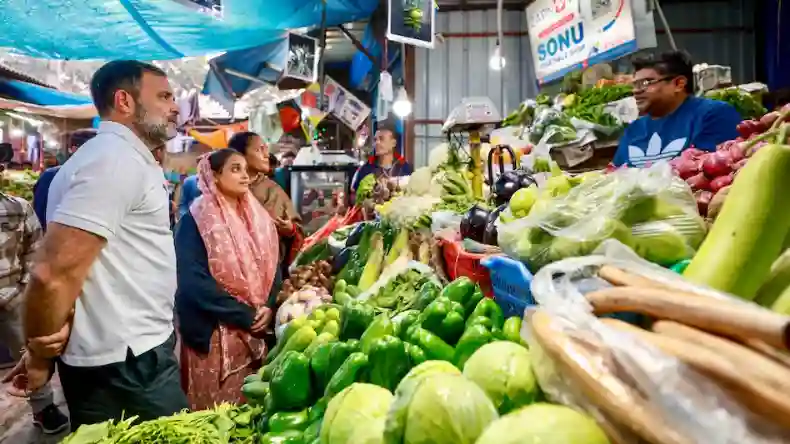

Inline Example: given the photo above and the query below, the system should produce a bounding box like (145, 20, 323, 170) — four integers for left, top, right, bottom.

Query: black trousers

(58, 333, 188, 430)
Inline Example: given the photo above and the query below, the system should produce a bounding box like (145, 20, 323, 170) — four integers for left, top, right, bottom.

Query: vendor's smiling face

(632, 68, 686, 115)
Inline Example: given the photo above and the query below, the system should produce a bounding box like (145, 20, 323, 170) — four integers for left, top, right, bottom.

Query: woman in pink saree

(174, 149, 279, 410)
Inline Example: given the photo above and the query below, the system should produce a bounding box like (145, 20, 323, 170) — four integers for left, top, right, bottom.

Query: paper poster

(526, 0, 638, 84)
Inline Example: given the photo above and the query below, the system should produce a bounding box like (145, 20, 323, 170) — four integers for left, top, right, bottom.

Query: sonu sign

(526, 0, 637, 84)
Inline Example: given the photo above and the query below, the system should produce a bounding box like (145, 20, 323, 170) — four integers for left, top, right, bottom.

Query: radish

(760, 112, 780, 128)
(732, 158, 748, 171)
(710, 174, 734, 193)
(726, 144, 745, 162)
(694, 190, 714, 216)
(686, 172, 711, 191)
(701, 152, 733, 178)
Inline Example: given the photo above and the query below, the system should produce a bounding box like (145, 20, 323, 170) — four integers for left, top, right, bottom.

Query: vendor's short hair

(632, 50, 694, 93)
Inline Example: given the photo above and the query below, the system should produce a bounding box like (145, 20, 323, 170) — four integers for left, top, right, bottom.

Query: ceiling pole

(318, 0, 328, 112)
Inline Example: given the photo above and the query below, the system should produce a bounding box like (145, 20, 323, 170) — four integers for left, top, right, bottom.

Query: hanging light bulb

(489, 43, 506, 71)
(392, 86, 412, 118)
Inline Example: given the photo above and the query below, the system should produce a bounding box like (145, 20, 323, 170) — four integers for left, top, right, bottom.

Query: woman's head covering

(190, 154, 279, 307)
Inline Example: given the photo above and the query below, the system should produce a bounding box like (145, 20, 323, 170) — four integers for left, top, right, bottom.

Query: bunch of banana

(412, 213, 433, 230)
(440, 170, 472, 202)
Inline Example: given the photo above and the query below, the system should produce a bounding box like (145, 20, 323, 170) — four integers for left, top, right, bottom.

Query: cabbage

(384, 374, 498, 444)
(406, 167, 433, 196)
(462, 341, 538, 414)
(476, 403, 610, 444)
(396, 360, 460, 391)
(321, 383, 393, 444)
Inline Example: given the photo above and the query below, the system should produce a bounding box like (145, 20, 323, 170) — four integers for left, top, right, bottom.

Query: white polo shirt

(47, 121, 177, 367)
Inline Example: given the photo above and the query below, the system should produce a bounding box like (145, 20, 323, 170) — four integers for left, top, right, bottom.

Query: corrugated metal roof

(0, 64, 52, 88)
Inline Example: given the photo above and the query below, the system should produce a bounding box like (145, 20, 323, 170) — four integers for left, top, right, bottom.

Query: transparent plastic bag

(498, 162, 707, 271)
(523, 243, 790, 443)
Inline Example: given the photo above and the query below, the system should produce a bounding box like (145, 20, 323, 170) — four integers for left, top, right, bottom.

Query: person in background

(13, 60, 188, 429)
(32, 129, 98, 232)
(351, 123, 412, 191)
(178, 173, 200, 219)
(175, 149, 277, 410)
(0, 172, 70, 434)
(612, 50, 742, 167)
(228, 133, 304, 299)
(273, 151, 295, 191)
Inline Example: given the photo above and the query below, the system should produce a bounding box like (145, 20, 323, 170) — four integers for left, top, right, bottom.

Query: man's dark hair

(632, 50, 694, 94)
(69, 128, 98, 148)
(281, 151, 296, 159)
(90, 60, 167, 116)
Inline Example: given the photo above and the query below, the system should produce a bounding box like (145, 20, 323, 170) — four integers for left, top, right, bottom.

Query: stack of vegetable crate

(241, 276, 531, 443)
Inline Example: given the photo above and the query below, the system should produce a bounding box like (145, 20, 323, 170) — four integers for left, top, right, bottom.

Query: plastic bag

(498, 162, 707, 271)
(528, 106, 576, 144)
(430, 210, 464, 234)
(524, 242, 790, 443)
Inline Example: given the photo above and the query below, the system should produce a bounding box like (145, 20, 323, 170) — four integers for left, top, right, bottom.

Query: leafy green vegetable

(356, 174, 377, 203)
(706, 88, 766, 119)
(321, 383, 393, 444)
(475, 403, 610, 444)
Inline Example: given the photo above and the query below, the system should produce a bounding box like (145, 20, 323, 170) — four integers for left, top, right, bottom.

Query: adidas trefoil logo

(628, 133, 687, 167)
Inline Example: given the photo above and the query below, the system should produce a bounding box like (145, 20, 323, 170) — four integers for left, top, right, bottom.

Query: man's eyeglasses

(631, 76, 675, 90)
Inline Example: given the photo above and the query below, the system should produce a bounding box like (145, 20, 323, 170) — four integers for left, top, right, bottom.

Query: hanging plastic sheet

(0, 0, 377, 60)
(0, 78, 92, 106)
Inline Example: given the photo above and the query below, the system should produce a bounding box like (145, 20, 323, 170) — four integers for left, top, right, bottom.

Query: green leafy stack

(705, 88, 767, 119)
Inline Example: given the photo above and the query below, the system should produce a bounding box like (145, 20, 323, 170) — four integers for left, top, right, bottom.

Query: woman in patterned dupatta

(174, 149, 279, 411)
(227, 132, 305, 306)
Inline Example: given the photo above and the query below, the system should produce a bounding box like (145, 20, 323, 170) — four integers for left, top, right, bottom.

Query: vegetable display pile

(671, 106, 790, 218)
(499, 164, 706, 271)
(3, 170, 39, 202)
(528, 106, 577, 145)
(562, 84, 632, 129)
(705, 87, 767, 119)
(233, 276, 595, 444)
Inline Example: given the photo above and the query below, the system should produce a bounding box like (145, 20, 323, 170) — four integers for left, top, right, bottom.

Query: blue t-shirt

(351, 161, 412, 191)
(613, 96, 742, 167)
(32, 166, 60, 231)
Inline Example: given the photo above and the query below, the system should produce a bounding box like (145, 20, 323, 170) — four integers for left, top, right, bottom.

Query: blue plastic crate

(480, 255, 535, 318)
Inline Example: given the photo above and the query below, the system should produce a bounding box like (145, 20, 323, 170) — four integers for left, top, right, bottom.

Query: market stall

(60, 80, 790, 442)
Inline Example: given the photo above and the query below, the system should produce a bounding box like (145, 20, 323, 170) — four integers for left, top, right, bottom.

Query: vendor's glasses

(631, 76, 675, 90)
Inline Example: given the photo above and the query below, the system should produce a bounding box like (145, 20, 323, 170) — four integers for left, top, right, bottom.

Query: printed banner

(526, 0, 638, 84)
(387, 0, 436, 48)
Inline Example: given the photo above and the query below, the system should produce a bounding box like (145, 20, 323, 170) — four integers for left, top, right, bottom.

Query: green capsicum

(324, 352, 369, 398)
(405, 342, 427, 366)
(261, 326, 317, 380)
(340, 299, 375, 340)
(392, 310, 420, 340)
(502, 316, 525, 345)
(308, 397, 328, 423)
(260, 430, 304, 444)
(368, 335, 411, 392)
(302, 420, 321, 442)
(310, 341, 354, 393)
(266, 316, 308, 363)
(417, 296, 466, 345)
(241, 380, 269, 406)
(454, 324, 493, 369)
(414, 281, 442, 310)
(270, 351, 313, 411)
(406, 326, 455, 362)
(268, 409, 310, 433)
(359, 314, 394, 353)
(440, 277, 479, 316)
(466, 298, 504, 330)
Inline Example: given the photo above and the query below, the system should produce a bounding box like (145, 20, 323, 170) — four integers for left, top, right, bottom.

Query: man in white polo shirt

(18, 60, 188, 429)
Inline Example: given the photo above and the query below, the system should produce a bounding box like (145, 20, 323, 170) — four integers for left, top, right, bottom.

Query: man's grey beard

(133, 106, 176, 148)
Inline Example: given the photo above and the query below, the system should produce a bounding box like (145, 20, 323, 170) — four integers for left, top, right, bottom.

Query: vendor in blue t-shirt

(612, 51, 742, 167)
(351, 123, 412, 191)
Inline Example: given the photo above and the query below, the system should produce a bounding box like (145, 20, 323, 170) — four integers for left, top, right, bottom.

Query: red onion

(701, 152, 733, 178)
(710, 174, 734, 193)
(686, 172, 711, 191)
(674, 158, 700, 179)
(732, 158, 748, 171)
(760, 112, 780, 128)
(681, 147, 706, 160)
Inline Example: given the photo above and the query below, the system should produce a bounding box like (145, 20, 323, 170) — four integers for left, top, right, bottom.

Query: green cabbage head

(384, 374, 498, 444)
(463, 341, 538, 414)
(476, 403, 610, 444)
(397, 360, 460, 390)
(321, 383, 394, 444)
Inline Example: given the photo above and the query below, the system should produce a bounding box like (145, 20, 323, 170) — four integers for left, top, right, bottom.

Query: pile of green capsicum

(241, 276, 527, 444)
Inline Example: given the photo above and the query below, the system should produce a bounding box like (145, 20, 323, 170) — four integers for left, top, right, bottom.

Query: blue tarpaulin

(0, 78, 92, 106)
(202, 39, 289, 113)
(0, 0, 377, 60)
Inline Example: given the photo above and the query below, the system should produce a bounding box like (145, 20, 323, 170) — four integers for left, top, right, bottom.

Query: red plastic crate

(440, 239, 493, 297)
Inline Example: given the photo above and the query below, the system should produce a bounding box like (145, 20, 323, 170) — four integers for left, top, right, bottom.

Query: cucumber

(683, 142, 790, 299)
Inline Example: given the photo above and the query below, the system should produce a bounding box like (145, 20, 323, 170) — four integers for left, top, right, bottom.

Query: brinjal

(345, 223, 367, 248)
(460, 204, 491, 243)
(332, 247, 354, 274)
(493, 170, 537, 207)
(482, 204, 508, 245)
